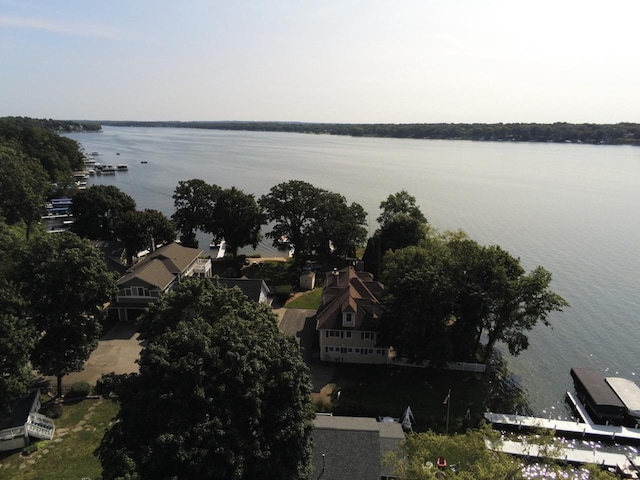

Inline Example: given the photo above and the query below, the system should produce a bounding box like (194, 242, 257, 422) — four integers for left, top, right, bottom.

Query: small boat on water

(116, 164, 128, 171)
(102, 165, 117, 173)
(140, 161, 148, 164)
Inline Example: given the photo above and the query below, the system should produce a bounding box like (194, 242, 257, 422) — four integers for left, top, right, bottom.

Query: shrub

(41, 401, 63, 419)
(274, 284, 293, 303)
(66, 381, 91, 399)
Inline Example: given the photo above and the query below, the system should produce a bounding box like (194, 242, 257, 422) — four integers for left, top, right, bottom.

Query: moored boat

(116, 164, 128, 171)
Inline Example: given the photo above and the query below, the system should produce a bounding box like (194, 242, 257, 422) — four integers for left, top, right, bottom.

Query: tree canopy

(115, 208, 176, 265)
(21, 232, 117, 395)
(364, 190, 429, 278)
(388, 424, 618, 480)
(258, 179, 367, 262)
(0, 117, 86, 184)
(207, 186, 264, 257)
(98, 279, 314, 480)
(379, 231, 568, 363)
(71, 185, 137, 240)
(0, 145, 51, 238)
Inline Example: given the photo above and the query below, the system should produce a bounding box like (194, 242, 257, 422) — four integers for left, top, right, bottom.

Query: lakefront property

(316, 267, 388, 364)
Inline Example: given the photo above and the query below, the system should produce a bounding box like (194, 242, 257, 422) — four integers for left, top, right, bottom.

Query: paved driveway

(277, 309, 335, 393)
(51, 322, 144, 388)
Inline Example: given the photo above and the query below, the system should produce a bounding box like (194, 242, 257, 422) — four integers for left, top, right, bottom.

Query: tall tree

(364, 191, 429, 278)
(259, 180, 323, 261)
(172, 179, 220, 247)
(22, 232, 117, 395)
(207, 187, 265, 257)
(0, 221, 35, 414)
(116, 209, 176, 265)
(259, 180, 367, 262)
(311, 191, 367, 258)
(377, 189, 427, 226)
(71, 185, 137, 240)
(0, 146, 50, 238)
(0, 282, 36, 416)
(379, 231, 568, 363)
(97, 279, 314, 480)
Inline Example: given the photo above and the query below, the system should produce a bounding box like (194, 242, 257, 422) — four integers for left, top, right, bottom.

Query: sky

(1, 0, 639, 124)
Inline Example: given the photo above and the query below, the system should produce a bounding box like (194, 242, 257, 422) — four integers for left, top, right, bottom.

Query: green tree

(389, 426, 523, 479)
(172, 179, 220, 247)
(259, 180, 367, 262)
(259, 180, 323, 262)
(116, 209, 176, 265)
(364, 191, 429, 278)
(377, 190, 427, 226)
(379, 231, 568, 363)
(0, 146, 50, 238)
(311, 191, 367, 258)
(97, 279, 314, 480)
(71, 185, 137, 240)
(23, 232, 117, 395)
(208, 186, 265, 257)
(0, 282, 36, 416)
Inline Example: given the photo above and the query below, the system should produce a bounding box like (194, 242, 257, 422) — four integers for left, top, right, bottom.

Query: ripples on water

(68, 127, 640, 415)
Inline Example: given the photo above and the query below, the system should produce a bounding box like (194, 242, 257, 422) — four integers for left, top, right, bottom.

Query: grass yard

(284, 287, 323, 309)
(327, 362, 511, 435)
(0, 398, 119, 480)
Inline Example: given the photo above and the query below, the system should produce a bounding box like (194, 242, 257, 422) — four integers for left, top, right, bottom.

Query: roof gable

(317, 267, 383, 331)
(117, 242, 202, 290)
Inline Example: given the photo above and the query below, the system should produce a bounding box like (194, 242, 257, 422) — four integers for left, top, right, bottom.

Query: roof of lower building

(212, 276, 272, 304)
(309, 415, 404, 480)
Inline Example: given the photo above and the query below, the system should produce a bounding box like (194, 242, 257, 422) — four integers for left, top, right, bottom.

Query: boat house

(571, 368, 626, 425)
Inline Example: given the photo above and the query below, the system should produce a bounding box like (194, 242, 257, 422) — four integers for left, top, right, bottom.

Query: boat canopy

(606, 377, 640, 418)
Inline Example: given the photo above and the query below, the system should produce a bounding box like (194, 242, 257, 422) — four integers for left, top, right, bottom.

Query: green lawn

(327, 360, 526, 435)
(285, 287, 323, 309)
(0, 398, 119, 480)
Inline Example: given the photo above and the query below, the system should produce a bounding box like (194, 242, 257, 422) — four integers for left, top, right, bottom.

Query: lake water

(67, 126, 640, 416)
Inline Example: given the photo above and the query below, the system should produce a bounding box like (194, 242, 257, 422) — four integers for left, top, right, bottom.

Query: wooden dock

(484, 412, 640, 443)
(486, 439, 640, 470)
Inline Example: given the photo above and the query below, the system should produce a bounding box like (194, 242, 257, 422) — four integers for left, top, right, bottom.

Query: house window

(355, 348, 360, 353)
(347, 348, 353, 353)
(361, 332, 372, 340)
(346, 331, 352, 339)
(343, 312, 354, 327)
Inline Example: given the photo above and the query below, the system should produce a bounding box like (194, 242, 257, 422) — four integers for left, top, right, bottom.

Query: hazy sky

(1, 0, 638, 123)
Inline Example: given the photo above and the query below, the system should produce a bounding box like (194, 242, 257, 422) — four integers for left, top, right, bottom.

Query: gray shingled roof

(213, 276, 272, 304)
(117, 242, 202, 290)
(309, 415, 404, 480)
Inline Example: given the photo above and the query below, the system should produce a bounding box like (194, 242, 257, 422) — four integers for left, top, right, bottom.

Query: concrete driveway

(52, 322, 144, 388)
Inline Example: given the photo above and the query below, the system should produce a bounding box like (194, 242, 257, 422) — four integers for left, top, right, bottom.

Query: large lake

(67, 126, 640, 416)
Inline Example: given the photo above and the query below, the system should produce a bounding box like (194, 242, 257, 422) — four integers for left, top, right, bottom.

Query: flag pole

(445, 389, 451, 435)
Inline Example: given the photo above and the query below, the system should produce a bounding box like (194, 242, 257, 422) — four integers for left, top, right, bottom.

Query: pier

(484, 412, 640, 443)
(486, 439, 640, 471)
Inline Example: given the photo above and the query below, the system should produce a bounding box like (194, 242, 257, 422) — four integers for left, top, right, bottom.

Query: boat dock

(484, 412, 640, 443)
(486, 439, 640, 471)
(566, 390, 594, 424)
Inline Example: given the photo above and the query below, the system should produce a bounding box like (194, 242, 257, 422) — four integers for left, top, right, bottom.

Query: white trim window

(343, 312, 355, 327)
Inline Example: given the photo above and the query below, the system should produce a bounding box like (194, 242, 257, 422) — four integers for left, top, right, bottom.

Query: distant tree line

(100, 120, 640, 145)
(1, 116, 101, 133)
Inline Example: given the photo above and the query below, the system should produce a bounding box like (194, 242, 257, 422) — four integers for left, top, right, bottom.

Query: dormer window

(343, 312, 354, 327)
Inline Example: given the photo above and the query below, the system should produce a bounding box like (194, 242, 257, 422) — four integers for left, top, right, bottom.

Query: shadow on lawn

(327, 351, 530, 434)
